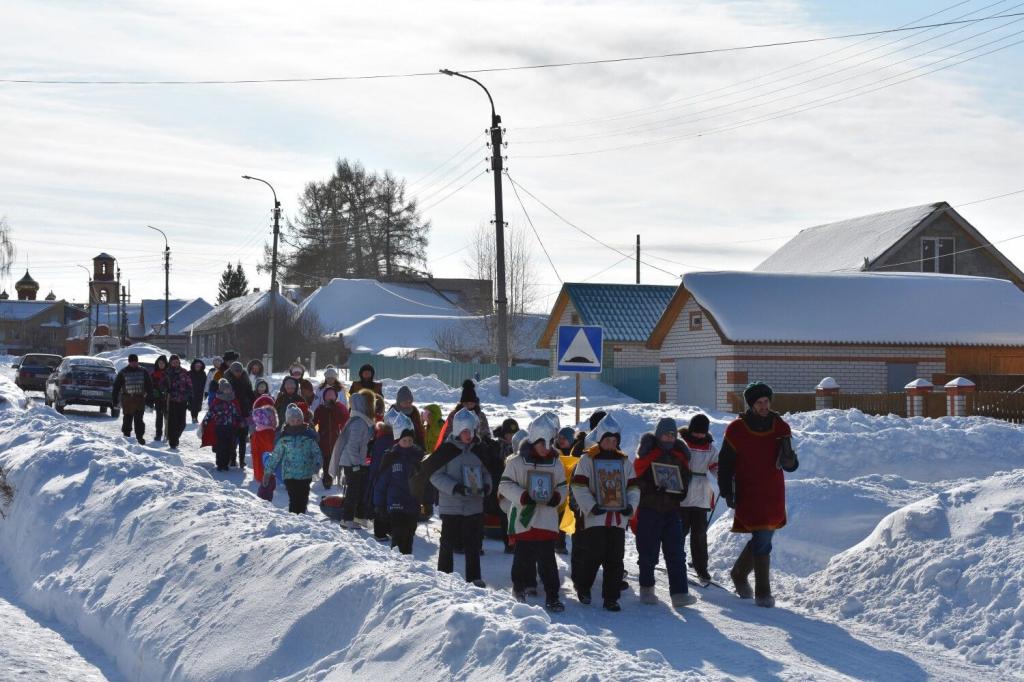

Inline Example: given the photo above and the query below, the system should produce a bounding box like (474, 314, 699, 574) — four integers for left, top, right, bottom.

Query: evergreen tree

(217, 262, 249, 303)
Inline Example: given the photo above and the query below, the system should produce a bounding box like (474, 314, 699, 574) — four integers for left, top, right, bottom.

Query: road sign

(557, 325, 603, 373)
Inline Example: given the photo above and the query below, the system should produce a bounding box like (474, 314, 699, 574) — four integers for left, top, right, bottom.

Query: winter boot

(545, 598, 565, 613)
(471, 579, 487, 589)
(639, 587, 658, 605)
(754, 554, 775, 608)
(603, 600, 621, 612)
(730, 543, 754, 599)
(671, 592, 698, 608)
(576, 590, 591, 605)
(513, 590, 527, 603)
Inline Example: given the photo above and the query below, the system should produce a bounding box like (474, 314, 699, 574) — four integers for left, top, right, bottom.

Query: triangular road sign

(560, 329, 599, 367)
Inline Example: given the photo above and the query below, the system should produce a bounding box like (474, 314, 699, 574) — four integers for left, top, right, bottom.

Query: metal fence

(599, 366, 660, 403)
(346, 353, 548, 388)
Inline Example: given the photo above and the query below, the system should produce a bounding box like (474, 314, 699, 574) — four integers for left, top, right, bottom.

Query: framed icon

(592, 459, 626, 511)
(462, 464, 484, 496)
(527, 470, 554, 504)
(651, 462, 685, 494)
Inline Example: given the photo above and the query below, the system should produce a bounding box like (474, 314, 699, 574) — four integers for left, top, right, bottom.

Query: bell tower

(91, 253, 119, 305)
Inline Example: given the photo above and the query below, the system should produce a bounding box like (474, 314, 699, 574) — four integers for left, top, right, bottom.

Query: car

(13, 353, 63, 392)
(44, 356, 119, 417)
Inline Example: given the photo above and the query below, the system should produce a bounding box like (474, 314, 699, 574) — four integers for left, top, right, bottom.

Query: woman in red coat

(718, 382, 799, 609)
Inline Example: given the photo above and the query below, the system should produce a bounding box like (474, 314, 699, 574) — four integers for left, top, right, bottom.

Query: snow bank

(792, 470, 1024, 672)
(0, 376, 690, 681)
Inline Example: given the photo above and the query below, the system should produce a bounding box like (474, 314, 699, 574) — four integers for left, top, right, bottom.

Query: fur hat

(743, 381, 773, 407)
(459, 379, 479, 404)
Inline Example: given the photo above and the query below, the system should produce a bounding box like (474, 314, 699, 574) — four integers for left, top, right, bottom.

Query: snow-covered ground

(1, 361, 1022, 680)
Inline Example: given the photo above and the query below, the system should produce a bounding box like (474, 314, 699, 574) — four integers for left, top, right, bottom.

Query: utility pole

(76, 264, 92, 349)
(440, 68, 510, 396)
(242, 175, 280, 372)
(636, 234, 641, 284)
(147, 225, 170, 346)
(115, 260, 122, 343)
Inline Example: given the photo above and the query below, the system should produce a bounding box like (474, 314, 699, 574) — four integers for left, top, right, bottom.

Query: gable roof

(538, 283, 677, 347)
(0, 300, 59, 321)
(186, 290, 296, 333)
(649, 271, 1024, 348)
(153, 298, 214, 335)
(756, 203, 943, 273)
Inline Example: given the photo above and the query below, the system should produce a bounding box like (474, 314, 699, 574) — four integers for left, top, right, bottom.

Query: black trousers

(574, 526, 626, 602)
(438, 514, 483, 582)
(121, 410, 145, 438)
(284, 478, 312, 514)
(188, 399, 201, 422)
(154, 402, 166, 440)
(235, 426, 248, 464)
(214, 425, 235, 470)
(374, 511, 391, 539)
(512, 539, 560, 599)
(166, 401, 188, 448)
(680, 507, 710, 575)
(342, 467, 369, 522)
(569, 511, 586, 585)
(390, 512, 417, 554)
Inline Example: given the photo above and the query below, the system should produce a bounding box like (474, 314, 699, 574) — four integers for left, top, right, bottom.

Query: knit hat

(587, 410, 607, 431)
(254, 394, 274, 409)
(128, 353, 139, 363)
(688, 414, 710, 434)
(324, 367, 339, 379)
(557, 426, 575, 443)
(500, 418, 520, 435)
(229, 361, 244, 374)
(396, 385, 414, 404)
(459, 379, 479, 404)
(285, 403, 304, 425)
(655, 417, 678, 438)
(743, 381, 773, 407)
(217, 378, 234, 399)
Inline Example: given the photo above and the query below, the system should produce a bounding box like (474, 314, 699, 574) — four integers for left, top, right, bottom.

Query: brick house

(756, 201, 1024, 288)
(646, 271, 1024, 411)
(538, 283, 676, 374)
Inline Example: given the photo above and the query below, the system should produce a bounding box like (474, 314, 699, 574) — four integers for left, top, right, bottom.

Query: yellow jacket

(559, 452, 581, 533)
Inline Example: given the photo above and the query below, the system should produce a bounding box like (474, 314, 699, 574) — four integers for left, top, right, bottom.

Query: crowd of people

(110, 353, 798, 613)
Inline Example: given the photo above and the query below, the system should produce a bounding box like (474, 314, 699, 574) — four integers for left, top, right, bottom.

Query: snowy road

(25, 395, 1000, 682)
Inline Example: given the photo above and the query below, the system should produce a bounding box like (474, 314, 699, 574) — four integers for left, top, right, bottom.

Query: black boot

(730, 542, 754, 599)
(754, 554, 775, 608)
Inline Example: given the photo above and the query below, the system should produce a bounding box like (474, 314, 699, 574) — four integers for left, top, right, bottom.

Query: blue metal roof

(564, 283, 676, 342)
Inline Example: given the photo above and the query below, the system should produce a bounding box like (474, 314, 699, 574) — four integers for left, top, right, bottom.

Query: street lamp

(439, 68, 510, 397)
(242, 175, 281, 371)
(75, 264, 92, 349)
(146, 225, 170, 346)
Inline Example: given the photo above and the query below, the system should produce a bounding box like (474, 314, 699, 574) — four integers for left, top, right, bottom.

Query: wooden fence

(967, 391, 1024, 424)
(833, 392, 907, 417)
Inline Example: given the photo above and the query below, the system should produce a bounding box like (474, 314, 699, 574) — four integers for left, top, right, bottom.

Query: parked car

(44, 356, 119, 417)
(13, 353, 63, 392)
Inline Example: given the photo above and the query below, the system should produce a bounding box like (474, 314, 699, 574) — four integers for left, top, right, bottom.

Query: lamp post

(146, 225, 170, 346)
(75, 264, 92, 349)
(241, 175, 281, 371)
(439, 68, 509, 396)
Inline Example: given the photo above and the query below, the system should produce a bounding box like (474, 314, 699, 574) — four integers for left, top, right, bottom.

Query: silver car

(44, 356, 119, 417)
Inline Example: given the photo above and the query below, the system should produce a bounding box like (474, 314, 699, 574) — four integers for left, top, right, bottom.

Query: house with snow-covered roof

(646, 271, 1024, 411)
(756, 201, 1024, 289)
(185, 290, 296, 360)
(538, 283, 677, 373)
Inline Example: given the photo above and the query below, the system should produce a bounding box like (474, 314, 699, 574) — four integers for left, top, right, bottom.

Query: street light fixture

(439, 68, 510, 396)
(146, 225, 170, 346)
(241, 175, 281, 371)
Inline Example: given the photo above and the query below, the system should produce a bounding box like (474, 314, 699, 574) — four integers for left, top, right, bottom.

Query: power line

(5, 12, 1024, 85)
(418, 169, 488, 213)
(582, 254, 633, 282)
(506, 171, 562, 283)
(406, 135, 484, 190)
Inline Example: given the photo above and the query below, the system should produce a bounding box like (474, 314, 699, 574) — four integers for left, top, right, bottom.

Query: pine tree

(217, 262, 249, 303)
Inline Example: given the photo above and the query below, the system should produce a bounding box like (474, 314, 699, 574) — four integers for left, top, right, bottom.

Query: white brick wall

(659, 298, 730, 405)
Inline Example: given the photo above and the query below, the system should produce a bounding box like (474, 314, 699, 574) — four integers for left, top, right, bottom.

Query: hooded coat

(422, 404, 445, 454)
(372, 443, 424, 516)
(265, 424, 321, 481)
(275, 377, 303, 427)
(328, 391, 375, 478)
(250, 394, 277, 481)
(150, 356, 168, 405)
(161, 362, 193, 404)
(188, 359, 207, 409)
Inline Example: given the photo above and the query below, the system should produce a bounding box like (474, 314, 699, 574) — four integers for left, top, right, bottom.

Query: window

(921, 238, 955, 273)
(689, 310, 703, 331)
(99, 290, 109, 303)
(570, 313, 580, 324)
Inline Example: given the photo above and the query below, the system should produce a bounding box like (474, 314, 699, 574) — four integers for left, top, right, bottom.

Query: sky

(1, 0, 1023, 314)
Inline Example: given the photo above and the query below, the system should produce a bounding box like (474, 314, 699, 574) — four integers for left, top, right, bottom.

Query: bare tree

(0, 217, 15, 278)
(0, 465, 14, 520)
(463, 223, 539, 362)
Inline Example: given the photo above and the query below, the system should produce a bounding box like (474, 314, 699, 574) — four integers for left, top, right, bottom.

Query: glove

(521, 491, 534, 506)
(623, 504, 634, 518)
(453, 483, 467, 496)
(546, 491, 561, 507)
(590, 504, 605, 516)
(724, 494, 736, 509)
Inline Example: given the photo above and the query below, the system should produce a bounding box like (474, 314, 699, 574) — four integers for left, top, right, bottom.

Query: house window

(921, 238, 955, 273)
(570, 313, 580, 324)
(689, 310, 703, 331)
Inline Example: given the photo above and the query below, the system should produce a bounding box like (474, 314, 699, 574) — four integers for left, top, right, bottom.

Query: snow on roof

(0, 300, 58, 321)
(298, 278, 467, 335)
(683, 270, 1024, 346)
(338, 313, 481, 354)
(160, 298, 213, 335)
(755, 203, 942, 273)
(140, 299, 190, 332)
(185, 290, 296, 333)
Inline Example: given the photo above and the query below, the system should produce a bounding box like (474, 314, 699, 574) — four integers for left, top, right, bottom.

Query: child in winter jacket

(160, 355, 193, 449)
(679, 413, 719, 585)
(150, 355, 169, 442)
(254, 379, 270, 398)
(554, 426, 578, 554)
(251, 394, 278, 482)
(311, 366, 347, 411)
(313, 387, 349, 488)
(422, 404, 444, 455)
(367, 419, 396, 540)
(263, 404, 321, 514)
(499, 412, 568, 612)
(187, 358, 206, 423)
(372, 413, 423, 554)
(203, 379, 245, 471)
(329, 390, 376, 529)
(634, 417, 698, 608)
(570, 414, 640, 611)
(274, 377, 302, 428)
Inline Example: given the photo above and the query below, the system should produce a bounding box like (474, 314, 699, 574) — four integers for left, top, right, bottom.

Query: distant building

(186, 289, 297, 360)
(0, 298, 71, 355)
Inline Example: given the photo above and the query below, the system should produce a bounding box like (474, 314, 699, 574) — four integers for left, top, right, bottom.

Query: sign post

(556, 325, 604, 428)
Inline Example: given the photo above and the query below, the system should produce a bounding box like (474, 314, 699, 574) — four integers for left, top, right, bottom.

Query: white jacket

(570, 447, 640, 531)
(499, 449, 567, 538)
(680, 437, 719, 509)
